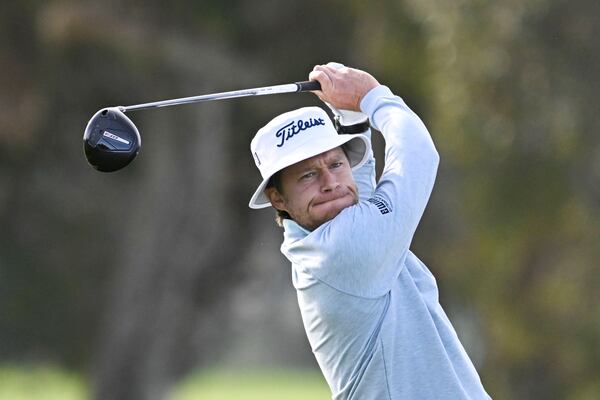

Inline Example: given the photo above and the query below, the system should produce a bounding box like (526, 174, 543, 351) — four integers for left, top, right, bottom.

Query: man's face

(267, 147, 358, 231)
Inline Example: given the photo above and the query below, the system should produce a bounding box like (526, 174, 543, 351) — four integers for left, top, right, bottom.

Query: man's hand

(309, 63, 379, 112)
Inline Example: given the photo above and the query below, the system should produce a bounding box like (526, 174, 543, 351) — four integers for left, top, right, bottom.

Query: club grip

(295, 80, 321, 92)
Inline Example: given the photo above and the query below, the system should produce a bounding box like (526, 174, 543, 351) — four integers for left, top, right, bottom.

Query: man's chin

(311, 197, 356, 225)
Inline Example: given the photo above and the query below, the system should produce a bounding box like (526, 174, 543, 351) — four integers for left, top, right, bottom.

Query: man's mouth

(312, 193, 350, 207)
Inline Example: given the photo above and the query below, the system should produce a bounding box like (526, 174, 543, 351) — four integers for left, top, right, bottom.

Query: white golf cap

(249, 106, 369, 209)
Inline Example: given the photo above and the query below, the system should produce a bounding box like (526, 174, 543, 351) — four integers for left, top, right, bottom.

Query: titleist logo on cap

(275, 117, 325, 148)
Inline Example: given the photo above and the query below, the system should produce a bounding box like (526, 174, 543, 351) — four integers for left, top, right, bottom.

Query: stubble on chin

(305, 191, 359, 231)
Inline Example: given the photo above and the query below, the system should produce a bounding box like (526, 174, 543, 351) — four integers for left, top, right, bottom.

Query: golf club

(83, 80, 321, 172)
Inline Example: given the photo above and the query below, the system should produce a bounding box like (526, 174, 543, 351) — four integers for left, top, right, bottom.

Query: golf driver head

(83, 107, 141, 172)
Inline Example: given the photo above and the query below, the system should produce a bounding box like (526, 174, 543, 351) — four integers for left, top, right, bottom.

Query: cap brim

(248, 132, 370, 209)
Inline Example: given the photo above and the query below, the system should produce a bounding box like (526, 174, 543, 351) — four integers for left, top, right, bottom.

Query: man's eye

(301, 172, 315, 180)
(331, 162, 343, 168)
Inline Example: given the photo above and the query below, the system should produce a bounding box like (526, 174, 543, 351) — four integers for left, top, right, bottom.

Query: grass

(170, 368, 331, 400)
(0, 365, 331, 400)
(0, 364, 87, 400)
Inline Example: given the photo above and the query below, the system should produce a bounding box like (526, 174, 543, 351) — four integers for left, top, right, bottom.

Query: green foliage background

(0, 1, 598, 399)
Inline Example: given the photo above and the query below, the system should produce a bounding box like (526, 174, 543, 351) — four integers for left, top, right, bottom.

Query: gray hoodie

(281, 85, 491, 400)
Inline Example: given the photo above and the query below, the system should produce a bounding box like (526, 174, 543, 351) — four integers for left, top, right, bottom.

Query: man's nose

(320, 170, 339, 192)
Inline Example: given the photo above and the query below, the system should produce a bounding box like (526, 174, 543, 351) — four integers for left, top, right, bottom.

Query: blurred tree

(397, 0, 600, 398)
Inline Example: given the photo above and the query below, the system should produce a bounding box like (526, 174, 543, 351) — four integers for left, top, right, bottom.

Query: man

(248, 63, 491, 399)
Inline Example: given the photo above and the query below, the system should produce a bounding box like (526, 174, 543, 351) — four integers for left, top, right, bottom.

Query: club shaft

(118, 80, 321, 112)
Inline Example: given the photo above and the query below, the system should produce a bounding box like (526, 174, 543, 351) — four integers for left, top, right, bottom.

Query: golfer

(249, 63, 491, 399)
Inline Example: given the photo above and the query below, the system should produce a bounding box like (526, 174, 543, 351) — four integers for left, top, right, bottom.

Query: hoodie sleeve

(352, 128, 377, 202)
(282, 86, 440, 298)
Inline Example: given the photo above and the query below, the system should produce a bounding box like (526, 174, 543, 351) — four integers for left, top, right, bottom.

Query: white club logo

(103, 131, 130, 145)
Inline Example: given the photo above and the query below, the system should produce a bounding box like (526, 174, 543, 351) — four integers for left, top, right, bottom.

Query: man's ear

(265, 187, 288, 212)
